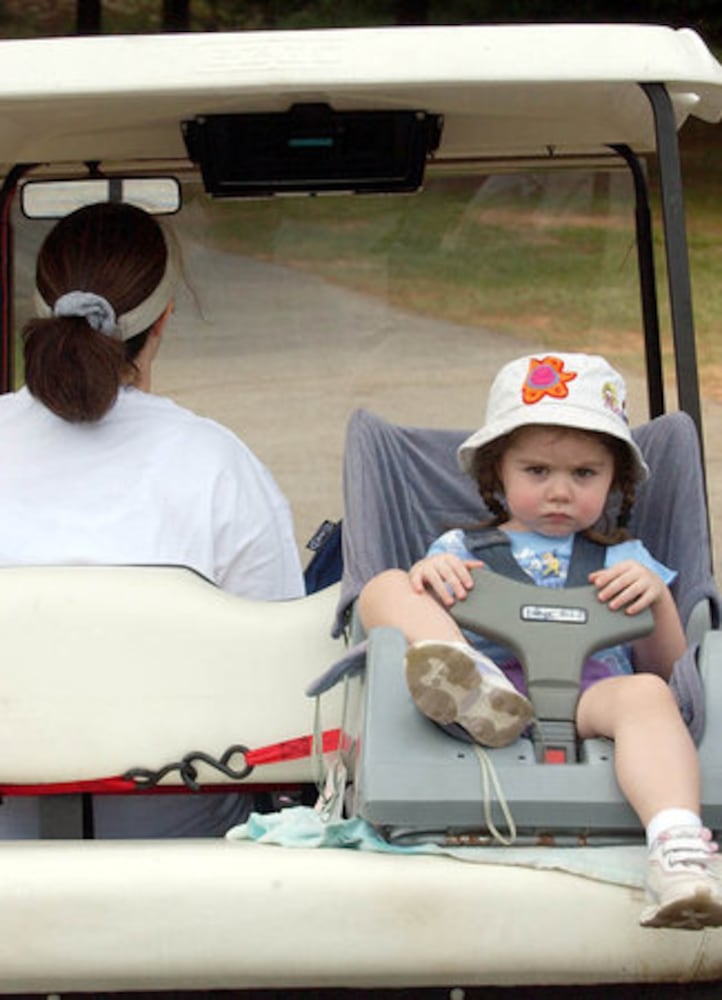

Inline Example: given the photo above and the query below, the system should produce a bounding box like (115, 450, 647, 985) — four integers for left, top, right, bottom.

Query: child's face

(498, 425, 615, 537)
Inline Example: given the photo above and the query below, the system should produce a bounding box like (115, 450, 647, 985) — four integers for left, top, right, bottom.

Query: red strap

(0, 777, 137, 796)
(245, 728, 342, 766)
(0, 729, 344, 796)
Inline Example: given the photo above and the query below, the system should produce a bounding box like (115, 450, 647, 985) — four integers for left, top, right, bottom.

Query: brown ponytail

(22, 202, 167, 423)
(23, 316, 128, 423)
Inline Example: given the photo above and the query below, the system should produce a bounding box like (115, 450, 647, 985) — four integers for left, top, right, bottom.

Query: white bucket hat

(457, 352, 649, 482)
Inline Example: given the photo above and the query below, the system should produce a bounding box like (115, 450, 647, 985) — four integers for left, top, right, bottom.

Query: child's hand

(589, 560, 666, 616)
(408, 554, 485, 606)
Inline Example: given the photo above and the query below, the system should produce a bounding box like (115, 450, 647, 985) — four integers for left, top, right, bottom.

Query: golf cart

(0, 22, 721, 996)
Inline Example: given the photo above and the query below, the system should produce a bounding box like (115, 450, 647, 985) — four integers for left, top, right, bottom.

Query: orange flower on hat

(522, 356, 577, 404)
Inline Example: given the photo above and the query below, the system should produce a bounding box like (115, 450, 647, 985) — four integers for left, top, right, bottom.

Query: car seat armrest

(697, 631, 722, 770)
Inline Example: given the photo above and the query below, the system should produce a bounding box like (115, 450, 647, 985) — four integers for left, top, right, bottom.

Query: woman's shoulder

(0, 385, 32, 415)
(116, 390, 282, 492)
(117, 389, 254, 455)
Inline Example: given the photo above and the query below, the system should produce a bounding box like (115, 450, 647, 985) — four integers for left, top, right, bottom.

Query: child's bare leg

(357, 569, 534, 747)
(577, 673, 720, 930)
(357, 568, 464, 644)
(575, 673, 699, 824)
(359, 569, 534, 746)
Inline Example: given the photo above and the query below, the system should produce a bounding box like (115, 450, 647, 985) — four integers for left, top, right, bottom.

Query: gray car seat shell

(340, 408, 722, 843)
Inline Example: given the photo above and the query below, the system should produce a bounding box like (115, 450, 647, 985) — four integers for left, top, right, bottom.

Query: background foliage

(0, 0, 720, 42)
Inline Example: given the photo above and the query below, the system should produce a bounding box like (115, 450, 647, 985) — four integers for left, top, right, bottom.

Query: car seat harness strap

(464, 528, 607, 584)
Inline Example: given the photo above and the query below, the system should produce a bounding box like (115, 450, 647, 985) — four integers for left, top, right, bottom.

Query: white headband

(33, 256, 175, 342)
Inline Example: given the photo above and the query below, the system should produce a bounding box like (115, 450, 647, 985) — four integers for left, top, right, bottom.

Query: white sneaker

(404, 640, 535, 748)
(640, 825, 722, 929)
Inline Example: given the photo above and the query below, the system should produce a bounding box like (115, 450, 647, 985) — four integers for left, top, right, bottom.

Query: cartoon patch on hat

(521, 356, 578, 405)
(602, 379, 629, 425)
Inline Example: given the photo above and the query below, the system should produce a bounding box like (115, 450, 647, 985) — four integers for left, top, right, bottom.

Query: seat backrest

(334, 407, 719, 637)
(0, 566, 346, 787)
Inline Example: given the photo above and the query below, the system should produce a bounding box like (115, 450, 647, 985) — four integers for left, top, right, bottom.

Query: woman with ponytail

(0, 201, 304, 837)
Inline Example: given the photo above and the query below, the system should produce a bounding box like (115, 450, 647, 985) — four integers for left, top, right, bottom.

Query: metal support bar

(610, 143, 665, 418)
(0, 165, 31, 394)
(641, 83, 703, 438)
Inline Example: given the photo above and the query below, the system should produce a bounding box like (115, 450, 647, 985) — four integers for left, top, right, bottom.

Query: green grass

(191, 180, 654, 364)
(20, 151, 717, 394)
(187, 114, 721, 397)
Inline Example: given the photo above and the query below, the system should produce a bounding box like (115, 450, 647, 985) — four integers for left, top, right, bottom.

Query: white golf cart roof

(1, 23, 722, 997)
(0, 22, 720, 174)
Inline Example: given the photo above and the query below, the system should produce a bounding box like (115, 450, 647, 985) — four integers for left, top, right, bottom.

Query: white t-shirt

(0, 385, 304, 838)
(0, 386, 304, 599)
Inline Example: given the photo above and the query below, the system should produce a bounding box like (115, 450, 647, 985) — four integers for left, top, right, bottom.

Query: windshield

(11, 166, 663, 565)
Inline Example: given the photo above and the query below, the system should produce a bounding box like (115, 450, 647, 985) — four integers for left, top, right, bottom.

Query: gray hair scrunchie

(53, 291, 118, 336)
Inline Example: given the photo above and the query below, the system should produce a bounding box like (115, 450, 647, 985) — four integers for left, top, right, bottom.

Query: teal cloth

(226, 806, 646, 888)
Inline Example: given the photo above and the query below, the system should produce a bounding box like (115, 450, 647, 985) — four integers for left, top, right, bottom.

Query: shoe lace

(473, 744, 517, 846)
(658, 828, 717, 872)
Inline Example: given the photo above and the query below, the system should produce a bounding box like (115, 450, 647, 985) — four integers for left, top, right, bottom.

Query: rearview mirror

(20, 177, 181, 219)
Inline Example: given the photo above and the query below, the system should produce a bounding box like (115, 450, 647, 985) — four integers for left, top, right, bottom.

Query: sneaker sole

(640, 885, 722, 930)
(405, 642, 534, 748)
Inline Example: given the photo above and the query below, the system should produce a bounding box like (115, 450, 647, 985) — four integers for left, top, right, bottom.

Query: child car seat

(333, 408, 722, 844)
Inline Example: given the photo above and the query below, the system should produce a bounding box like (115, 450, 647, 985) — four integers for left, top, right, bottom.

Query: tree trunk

(395, 0, 429, 24)
(76, 0, 102, 35)
(162, 0, 191, 32)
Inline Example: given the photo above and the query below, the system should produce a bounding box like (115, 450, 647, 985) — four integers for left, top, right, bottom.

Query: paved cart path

(155, 244, 722, 572)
